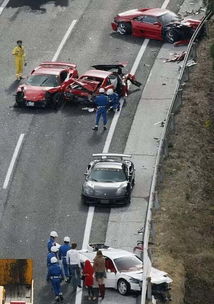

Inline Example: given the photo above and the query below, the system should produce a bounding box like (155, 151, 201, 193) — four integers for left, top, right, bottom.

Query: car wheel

(53, 92, 64, 110)
(117, 22, 132, 35)
(117, 279, 130, 295)
(164, 29, 177, 43)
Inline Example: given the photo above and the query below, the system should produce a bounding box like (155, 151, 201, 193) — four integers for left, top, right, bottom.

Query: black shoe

(78, 284, 82, 288)
(92, 126, 98, 131)
(55, 296, 60, 302)
(103, 126, 107, 131)
(59, 295, 64, 301)
(117, 107, 120, 111)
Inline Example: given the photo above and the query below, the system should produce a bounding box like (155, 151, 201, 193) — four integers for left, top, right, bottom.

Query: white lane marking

(82, 206, 95, 250)
(162, 0, 170, 9)
(51, 20, 77, 62)
(130, 39, 149, 75)
(3, 134, 25, 189)
(0, 0, 10, 15)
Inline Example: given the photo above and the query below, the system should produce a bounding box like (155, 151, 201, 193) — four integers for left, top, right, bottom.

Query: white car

(79, 244, 172, 296)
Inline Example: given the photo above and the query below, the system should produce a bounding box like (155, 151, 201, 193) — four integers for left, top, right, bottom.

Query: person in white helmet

(59, 236, 71, 282)
(47, 257, 64, 302)
(47, 246, 59, 267)
(47, 231, 58, 252)
(92, 87, 109, 131)
(106, 88, 120, 111)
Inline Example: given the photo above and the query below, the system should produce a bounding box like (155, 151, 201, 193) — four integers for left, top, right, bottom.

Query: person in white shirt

(66, 243, 81, 289)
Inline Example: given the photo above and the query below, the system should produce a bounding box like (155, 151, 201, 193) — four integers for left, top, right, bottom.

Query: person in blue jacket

(47, 231, 58, 252)
(47, 246, 59, 267)
(92, 88, 109, 131)
(106, 88, 120, 111)
(59, 236, 71, 281)
(47, 257, 64, 302)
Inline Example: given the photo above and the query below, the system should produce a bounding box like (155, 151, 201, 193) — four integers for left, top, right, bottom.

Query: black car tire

(117, 279, 130, 295)
(164, 28, 177, 43)
(53, 92, 64, 110)
(117, 22, 132, 35)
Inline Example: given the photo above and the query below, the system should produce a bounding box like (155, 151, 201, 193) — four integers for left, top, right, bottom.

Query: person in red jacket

(83, 260, 96, 300)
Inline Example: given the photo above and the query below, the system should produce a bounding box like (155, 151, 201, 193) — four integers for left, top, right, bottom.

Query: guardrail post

(172, 89, 183, 114)
(169, 113, 175, 133)
(191, 42, 197, 61)
(182, 65, 189, 82)
(153, 190, 160, 209)
(146, 277, 152, 301)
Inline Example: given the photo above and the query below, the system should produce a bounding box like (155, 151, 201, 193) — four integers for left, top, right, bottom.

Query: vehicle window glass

(89, 168, 126, 182)
(26, 74, 59, 87)
(105, 258, 116, 273)
(142, 16, 158, 24)
(114, 256, 142, 272)
(134, 16, 144, 22)
(60, 71, 68, 82)
(159, 12, 180, 25)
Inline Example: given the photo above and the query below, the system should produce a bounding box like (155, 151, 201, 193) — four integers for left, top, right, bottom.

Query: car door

(132, 15, 162, 40)
(105, 257, 117, 288)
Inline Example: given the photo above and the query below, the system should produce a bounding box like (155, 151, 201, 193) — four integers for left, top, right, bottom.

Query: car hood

(84, 181, 128, 197)
(18, 85, 52, 101)
(123, 267, 172, 284)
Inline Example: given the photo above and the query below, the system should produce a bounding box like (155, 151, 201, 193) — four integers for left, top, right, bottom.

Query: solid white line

(130, 39, 149, 75)
(0, 0, 10, 15)
(162, 0, 170, 9)
(3, 134, 25, 189)
(51, 19, 77, 62)
(82, 206, 95, 250)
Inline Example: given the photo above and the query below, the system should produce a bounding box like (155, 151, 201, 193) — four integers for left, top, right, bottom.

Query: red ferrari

(112, 8, 201, 43)
(64, 64, 141, 104)
(15, 62, 78, 109)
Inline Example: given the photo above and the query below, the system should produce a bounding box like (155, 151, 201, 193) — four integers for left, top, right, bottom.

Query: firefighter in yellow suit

(12, 40, 26, 80)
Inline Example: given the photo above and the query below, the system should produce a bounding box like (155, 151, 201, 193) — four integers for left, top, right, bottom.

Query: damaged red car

(15, 62, 78, 109)
(64, 63, 141, 104)
(111, 8, 201, 43)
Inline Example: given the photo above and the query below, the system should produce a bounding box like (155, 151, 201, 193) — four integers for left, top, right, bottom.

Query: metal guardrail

(141, 11, 213, 304)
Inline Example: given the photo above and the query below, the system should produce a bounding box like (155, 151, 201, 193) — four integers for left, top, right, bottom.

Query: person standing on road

(12, 40, 26, 80)
(66, 243, 82, 290)
(59, 236, 71, 282)
(47, 246, 59, 267)
(47, 257, 64, 302)
(47, 231, 59, 252)
(93, 250, 106, 300)
(82, 260, 96, 301)
(92, 88, 109, 131)
(106, 88, 120, 111)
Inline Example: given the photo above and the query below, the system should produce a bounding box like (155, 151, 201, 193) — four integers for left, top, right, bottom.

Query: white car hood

(123, 267, 172, 284)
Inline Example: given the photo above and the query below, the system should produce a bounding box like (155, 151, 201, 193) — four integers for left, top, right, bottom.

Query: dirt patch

(153, 19, 214, 304)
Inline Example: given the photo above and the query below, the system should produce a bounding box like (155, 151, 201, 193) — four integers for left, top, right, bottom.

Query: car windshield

(89, 168, 126, 182)
(26, 74, 59, 87)
(159, 12, 180, 25)
(114, 256, 143, 272)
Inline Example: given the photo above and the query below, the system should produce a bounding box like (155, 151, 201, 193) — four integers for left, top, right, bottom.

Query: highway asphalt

(0, 0, 183, 303)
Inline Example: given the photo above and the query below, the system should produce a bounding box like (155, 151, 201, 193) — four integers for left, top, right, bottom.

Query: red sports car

(64, 63, 141, 104)
(15, 62, 78, 109)
(112, 8, 201, 43)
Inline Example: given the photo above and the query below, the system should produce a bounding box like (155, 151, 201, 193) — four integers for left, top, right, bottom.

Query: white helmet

(64, 236, 70, 243)
(51, 246, 59, 253)
(106, 88, 113, 95)
(99, 88, 105, 93)
(50, 257, 58, 264)
(50, 231, 58, 238)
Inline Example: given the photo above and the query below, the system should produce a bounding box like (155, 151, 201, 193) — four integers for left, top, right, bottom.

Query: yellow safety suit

(12, 45, 26, 79)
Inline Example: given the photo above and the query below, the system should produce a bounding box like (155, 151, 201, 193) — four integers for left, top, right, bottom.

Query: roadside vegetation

(153, 13, 214, 304)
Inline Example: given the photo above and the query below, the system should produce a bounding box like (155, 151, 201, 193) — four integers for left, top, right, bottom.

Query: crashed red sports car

(111, 8, 201, 43)
(15, 62, 78, 109)
(64, 63, 141, 104)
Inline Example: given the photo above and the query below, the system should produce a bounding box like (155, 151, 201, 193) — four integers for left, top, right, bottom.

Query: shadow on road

(8, 0, 69, 12)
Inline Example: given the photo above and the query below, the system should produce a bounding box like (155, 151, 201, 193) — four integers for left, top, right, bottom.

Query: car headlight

(129, 277, 141, 284)
(116, 184, 127, 195)
(83, 184, 94, 195)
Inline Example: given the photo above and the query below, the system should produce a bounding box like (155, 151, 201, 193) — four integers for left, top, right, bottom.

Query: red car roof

(33, 62, 77, 76)
(118, 8, 169, 18)
(140, 8, 169, 17)
(33, 67, 62, 76)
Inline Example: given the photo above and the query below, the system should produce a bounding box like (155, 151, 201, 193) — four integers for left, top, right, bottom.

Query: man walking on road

(66, 243, 82, 290)
(47, 257, 64, 302)
(12, 40, 26, 80)
(59, 236, 71, 282)
(47, 231, 59, 252)
(92, 88, 109, 131)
